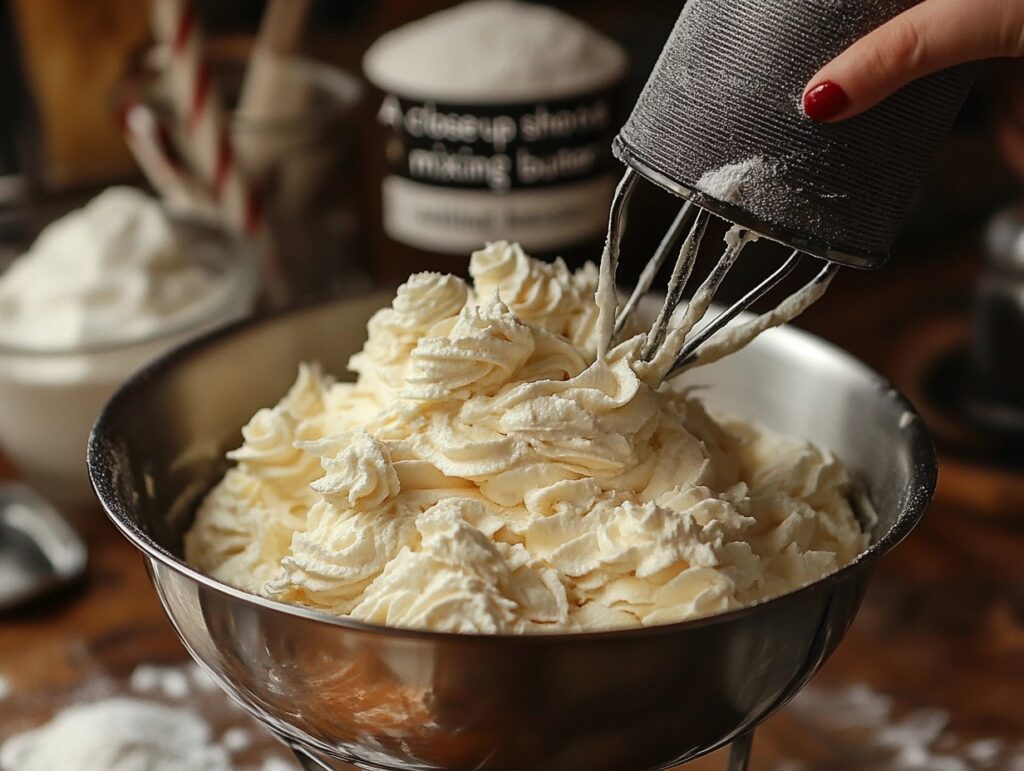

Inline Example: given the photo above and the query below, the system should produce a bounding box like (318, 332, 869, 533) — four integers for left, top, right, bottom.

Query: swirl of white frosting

(470, 242, 574, 324)
(350, 500, 568, 632)
(402, 411, 522, 481)
(184, 464, 315, 596)
(301, 429, 400, 511)
(469, 241, 601, 349)
(277, 362, 334, 426)
(402, 295, 534, 400)
(513, 327, 587, 383)
(349, 272, 469, 387)
(487, 357, 658, 479)
(268, 500, 418, 613)
(227, 408, 322, 501)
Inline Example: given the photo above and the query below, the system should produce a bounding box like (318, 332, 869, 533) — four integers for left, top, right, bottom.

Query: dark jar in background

(363, 0, 628, 281)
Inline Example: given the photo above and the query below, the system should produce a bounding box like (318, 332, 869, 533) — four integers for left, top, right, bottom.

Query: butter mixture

(186, 242, 866, 632)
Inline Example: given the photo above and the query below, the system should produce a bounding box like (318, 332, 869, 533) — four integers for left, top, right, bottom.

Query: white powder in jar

(363, 0, 627, 102)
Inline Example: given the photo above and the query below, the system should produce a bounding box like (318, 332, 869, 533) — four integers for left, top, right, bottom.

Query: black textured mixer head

(614, 0, 977, 268)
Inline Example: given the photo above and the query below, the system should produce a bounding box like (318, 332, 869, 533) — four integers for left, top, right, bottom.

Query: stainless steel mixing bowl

(88, 294, 936, 771)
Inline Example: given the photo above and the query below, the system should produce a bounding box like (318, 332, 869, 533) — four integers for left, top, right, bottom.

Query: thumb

(803, 0, 1024, 122)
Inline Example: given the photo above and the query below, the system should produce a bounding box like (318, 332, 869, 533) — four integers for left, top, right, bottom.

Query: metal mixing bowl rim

(88, 293, 937, 644)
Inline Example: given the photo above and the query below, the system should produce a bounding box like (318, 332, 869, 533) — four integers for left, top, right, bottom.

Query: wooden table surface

(2, 248, 1022, 770)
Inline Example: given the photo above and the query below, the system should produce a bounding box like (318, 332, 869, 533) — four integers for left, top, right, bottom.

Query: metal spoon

(0, 483, 87, 612)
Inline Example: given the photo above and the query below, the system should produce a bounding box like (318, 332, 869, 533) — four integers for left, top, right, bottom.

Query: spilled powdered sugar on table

(0, 660, 296, 771)
(781, 682, 1024, 770)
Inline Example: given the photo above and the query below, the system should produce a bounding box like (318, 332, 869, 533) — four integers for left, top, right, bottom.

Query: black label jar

(364, 1, 628, 279)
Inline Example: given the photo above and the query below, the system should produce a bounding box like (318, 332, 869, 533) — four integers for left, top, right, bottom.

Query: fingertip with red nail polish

(803, 81, 850, 122)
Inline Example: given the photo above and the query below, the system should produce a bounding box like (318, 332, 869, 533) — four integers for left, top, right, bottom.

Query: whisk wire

(669, 249, 803, 369)
(599, 169, 839, 381)
(640, 208, 710, 360)
(665, 260, 839, 378)
(643, 225, 749, 364)
(614, 201, 697, 338)
(596, 169, 639, 356)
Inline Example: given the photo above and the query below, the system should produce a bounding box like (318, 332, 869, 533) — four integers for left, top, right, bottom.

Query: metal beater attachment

(596, 0, 975, 391)
(600, 169, 838, 383)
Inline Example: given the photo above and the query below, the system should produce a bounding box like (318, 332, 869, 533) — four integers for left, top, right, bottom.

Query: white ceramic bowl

(0, 215, 256, 506)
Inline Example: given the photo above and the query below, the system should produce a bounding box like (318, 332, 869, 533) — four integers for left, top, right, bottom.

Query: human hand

(802, 0, 1024, 122)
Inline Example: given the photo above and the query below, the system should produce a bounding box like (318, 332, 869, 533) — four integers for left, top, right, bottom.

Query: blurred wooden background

(0, 2, 1022, 768)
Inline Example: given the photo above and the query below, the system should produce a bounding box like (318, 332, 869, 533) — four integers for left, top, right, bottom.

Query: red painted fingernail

(803, 81, 849, 122)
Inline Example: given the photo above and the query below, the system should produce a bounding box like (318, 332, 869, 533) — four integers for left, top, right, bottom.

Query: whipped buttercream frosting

(186, 241, 865, 633)
(0, 187, 237, 350)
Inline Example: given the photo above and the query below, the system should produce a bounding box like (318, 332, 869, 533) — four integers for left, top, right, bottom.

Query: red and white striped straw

(120, 99, 209, 209)
(149, 0, 289, 305)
